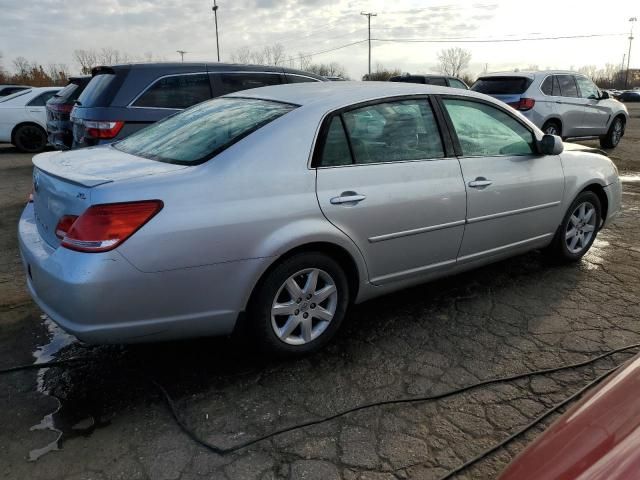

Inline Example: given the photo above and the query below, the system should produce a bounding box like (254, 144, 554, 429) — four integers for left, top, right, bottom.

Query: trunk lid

(31, 147, 186, 247)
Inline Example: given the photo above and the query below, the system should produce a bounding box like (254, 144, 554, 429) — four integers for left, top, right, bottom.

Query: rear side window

(27, 91, 58, 106)
(425, 77, 447, 86)
(133, 74, 211, 109)
(341, 99, 444, 164)
(471, 77, 533, 94)
(213, 73, 283, 96)
(0, 86, 28, 96)
(557, 75, 578, 97)
(287, 75, 319, 83)
(114, 98, 296, 164)
(448, 78, 468, 89)
(319, 117, 352, 167)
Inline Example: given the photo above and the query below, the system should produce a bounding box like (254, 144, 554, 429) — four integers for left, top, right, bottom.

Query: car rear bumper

(18, 203, 263, 344)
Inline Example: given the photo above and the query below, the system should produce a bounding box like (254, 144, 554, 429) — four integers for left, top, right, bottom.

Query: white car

(0, 87, 61, 153)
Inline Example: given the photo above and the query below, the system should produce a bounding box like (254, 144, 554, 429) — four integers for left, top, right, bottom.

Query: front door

(315, 98, 467, 285)
(575, 75, 610, 136)
(440, 97, 565, 262)
(555, 74, 586, 137)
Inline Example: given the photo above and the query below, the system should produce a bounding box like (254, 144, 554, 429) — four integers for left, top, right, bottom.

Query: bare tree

(577, 65, 598, 80)
(231, 44, 288, 66)
(306, 62, 348, 78)
(436, 47, 471, 77)
(46, 63, 70, 85)
(74, 49, 99, 74)
(231, 46, 252, 64)
(297, 53, 312, 71)
(362, 63, 401, 81)
(269, 43, 285, 66)
(13, 57, 31, 77)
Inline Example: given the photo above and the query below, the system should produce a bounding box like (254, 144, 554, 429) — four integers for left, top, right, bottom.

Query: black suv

(46, 76, 91, 149)
(389, 74, 468, 89)
(71, 63, 325, 148)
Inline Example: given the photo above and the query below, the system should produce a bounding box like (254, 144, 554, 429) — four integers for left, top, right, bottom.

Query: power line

(285, 39, 367, 64)
(371, 33, 626, 44)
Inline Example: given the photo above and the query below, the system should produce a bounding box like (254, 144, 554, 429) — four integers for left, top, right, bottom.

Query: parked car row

(471, 71, 629, 148)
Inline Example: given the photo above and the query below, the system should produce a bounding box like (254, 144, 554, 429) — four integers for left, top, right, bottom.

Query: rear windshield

(471, 77, 533, 95)
(50, 83, 80, 103)
(113, 97, 297, 165)
(77, 71, 126, 107)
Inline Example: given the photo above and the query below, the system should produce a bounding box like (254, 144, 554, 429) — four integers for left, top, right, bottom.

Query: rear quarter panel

(90, 105, 368, 304)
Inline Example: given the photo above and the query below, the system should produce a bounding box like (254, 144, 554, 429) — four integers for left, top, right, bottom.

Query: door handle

(555, 101, 563, 104)
(29, 109, 40, 113)
(330, 192, 366, 205)
(468, 178, 492, 188)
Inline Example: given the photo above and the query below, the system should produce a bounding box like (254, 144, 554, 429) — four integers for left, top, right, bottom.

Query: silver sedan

(18, 82, 622, 355)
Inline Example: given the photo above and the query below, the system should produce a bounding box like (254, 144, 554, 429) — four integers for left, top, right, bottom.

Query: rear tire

(542, 120, 561, 136)
(599, 117, 624, 149)
(13, 124, 47, 153)
(249, 252, 350, 356)
(546, 191, 601, 262)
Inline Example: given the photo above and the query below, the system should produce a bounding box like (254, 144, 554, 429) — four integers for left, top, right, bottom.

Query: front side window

(134, 74, 211, 109)
(114, 98, 296, 164)
(341, 99, 444, 164)
(575, 76, 599, 99)
(214, 73, 283, 95)
(557, 75, 578, 98)
(442, 98, 535, 156)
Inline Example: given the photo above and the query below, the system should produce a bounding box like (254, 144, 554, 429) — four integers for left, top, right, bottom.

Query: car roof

(93, 62, 324, 80)
(226, 81, 487, 111)
(478, 70, 580, 79)
(0, 84, 31, 88)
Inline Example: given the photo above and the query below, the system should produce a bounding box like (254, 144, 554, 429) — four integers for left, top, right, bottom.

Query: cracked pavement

(1, 105, 639, 479)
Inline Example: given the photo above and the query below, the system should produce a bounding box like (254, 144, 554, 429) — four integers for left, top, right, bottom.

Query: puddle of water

(620, 174, 640, 183)
(28, 315, 76, 461)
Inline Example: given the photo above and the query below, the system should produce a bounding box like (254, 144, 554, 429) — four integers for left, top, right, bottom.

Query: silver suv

(472, 71, 629, 148)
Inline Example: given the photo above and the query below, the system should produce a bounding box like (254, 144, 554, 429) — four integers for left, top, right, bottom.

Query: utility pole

(621, 53, 626, 88)
(212, 0, 220, 62)
(361, 11, 377, 79)
(625, 17, 637, 89)
(177, 50, 187, 62)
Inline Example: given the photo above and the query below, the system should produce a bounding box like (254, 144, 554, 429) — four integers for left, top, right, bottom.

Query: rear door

(575, 75, 609, 135)
(440, 96, 564, 262)
(315, 97, 467, 285)
(555, 74, 585, 137)
(26, 90, 58, 127)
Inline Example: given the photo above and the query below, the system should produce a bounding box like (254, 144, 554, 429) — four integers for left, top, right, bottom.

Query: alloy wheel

(16, 126, 45, 152)
(544, 124, 559, 135)
(612, 119, 623, 146)
(565, 202, 597, 254)
(271, 268, 338, 345)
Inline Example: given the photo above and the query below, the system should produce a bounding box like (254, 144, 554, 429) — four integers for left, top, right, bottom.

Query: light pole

(177, 50, 187, 62)
(625, 17, 637, 89)
(212, 0, 220, 62)
(361, 11, 377, 79)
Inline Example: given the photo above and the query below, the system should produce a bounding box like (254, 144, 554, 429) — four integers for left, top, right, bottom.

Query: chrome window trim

(538, 73, 556, 97)
(286, 73, 322, 83)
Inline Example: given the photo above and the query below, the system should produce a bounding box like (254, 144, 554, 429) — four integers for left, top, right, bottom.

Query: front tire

(249, 252, 350, 356)
(600, 117, 624, 149)
(13, 124, 47, 153)
(542, 120, 561, 136)
(547, 191, 601, 262)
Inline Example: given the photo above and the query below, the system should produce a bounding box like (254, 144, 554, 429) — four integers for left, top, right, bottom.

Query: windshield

(0, 89, 32, 103)
(471, 77, 533, 95)
(114, 97, 297, 164)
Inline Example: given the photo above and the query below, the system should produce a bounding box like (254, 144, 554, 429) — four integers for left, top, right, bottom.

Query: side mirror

(539, 134, 564, 155)
(600, 91, 610, 100)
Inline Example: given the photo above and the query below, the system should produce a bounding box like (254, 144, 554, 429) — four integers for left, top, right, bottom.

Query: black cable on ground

(0, 357, 85, 374)
(434, 364, 622, 480)
(153, 342, 640, 456)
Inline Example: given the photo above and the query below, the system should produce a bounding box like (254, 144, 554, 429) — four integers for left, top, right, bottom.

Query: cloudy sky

(0, 0, 637, 79)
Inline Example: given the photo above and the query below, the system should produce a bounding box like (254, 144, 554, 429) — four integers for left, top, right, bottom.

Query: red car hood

(499, 354, 640, 480)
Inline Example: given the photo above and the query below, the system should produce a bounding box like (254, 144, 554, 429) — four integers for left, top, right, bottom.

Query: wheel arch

(11, 121, 47, 144)
(245, 241, 363, 313)
(580, 183, 609, 224)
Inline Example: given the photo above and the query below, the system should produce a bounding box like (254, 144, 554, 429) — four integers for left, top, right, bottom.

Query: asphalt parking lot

(1, 106, 640, 480)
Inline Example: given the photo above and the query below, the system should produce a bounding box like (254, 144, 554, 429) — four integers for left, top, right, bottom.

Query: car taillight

(50, 103, 73, 114)
(508, 98, 536, 111)
(55, 215, 78, 239)
(60, 201, 163, 253)
(84, 120, 125, 139)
